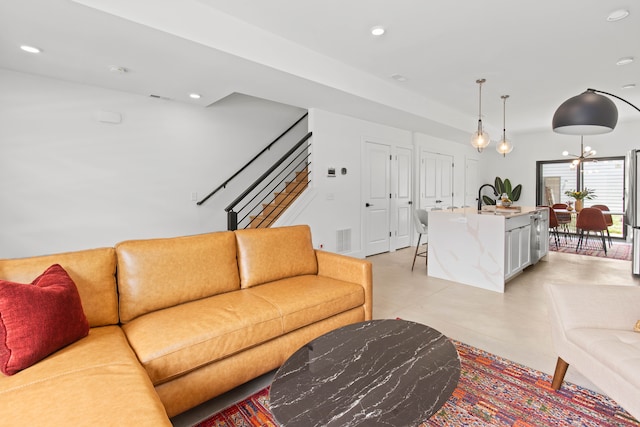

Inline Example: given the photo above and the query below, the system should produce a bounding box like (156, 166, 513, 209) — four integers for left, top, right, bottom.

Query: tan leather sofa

(0, 225, 372, 425)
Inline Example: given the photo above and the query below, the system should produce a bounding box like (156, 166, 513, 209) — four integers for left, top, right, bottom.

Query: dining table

(552, 208, 624, 243)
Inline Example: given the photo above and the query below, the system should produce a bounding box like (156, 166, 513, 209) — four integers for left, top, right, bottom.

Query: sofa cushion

(567, 328, 640, 390)
(116, 231, 240, 323)
(0, 247, 118, 327)
(247, 275, 365, 332)
(122, 290, 283, 385)
(0, 264, 89, 375)
(235, 225, 317, 288)
(0, 326, 170, 426)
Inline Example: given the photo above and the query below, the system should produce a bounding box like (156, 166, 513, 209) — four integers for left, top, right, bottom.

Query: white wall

(280, 109, 412, 257)
(480, 120, 640, 206)
(0, 70, 305, 258)
(6, 69, 635, 260)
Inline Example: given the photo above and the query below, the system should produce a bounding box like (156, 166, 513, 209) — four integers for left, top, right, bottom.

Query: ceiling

(1, 0, 638, 143)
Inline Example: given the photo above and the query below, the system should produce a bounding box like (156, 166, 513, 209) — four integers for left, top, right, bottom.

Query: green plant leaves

(493, 177, 521, 201)
(494, 177, 504, 194)
(511, 184, 522, 201)
(482, 195, 497, 205)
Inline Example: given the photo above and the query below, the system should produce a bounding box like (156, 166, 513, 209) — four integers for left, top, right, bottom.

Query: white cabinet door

(505, 225, 532, 279)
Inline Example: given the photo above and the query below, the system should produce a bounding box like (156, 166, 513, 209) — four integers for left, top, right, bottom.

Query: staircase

(249, 168, 309, 228)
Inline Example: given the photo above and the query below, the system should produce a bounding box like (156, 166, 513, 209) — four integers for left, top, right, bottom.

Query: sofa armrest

(315, 250, 372, 321)
(545, 283, 640, 333)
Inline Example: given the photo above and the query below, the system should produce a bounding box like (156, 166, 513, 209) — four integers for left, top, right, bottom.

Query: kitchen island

(427, 206, 549, 293)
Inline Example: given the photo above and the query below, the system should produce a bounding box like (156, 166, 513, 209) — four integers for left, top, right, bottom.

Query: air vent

(336, 229, 352, 253)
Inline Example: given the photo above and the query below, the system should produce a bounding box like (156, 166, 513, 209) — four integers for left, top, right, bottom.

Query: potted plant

(564, 188, 596, 212)
(482, 177, 522, 206)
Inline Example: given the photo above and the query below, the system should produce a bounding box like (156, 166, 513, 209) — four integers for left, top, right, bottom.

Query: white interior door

(364, 142, 391, 256)
(394, 147, 412, 249)
(420, 152, 453, 210)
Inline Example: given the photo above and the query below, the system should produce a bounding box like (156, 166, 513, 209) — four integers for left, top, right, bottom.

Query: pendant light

(552, 88, 639, 135)
(496, 95, 513, 156)
(471, 78, 490, 152)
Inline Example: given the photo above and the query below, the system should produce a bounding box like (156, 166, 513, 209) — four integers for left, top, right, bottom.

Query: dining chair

(552, 203, 572, 239)
(411, 209, 429, 271)
(575, 207, 608, 254)
(591, 204, 614, 246)
(546, 206, 561, 248)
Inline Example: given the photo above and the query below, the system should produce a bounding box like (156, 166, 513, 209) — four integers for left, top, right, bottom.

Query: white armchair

(545, 283, 640, 420)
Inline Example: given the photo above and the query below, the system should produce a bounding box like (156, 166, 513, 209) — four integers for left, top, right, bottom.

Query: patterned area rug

(549, 239, 632, 261)
(194, 340, 638, 427)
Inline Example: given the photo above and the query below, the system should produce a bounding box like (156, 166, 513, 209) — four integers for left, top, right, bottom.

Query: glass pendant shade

(496, 95, 513, 157)
(471, 79, 490, 152)
(471, 127, 491, 151)
(496, 138, 513, 155)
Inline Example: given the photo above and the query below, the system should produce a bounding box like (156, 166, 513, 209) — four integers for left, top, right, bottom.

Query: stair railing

(226, 132, 312, 230)
(197, 112, 308, 206)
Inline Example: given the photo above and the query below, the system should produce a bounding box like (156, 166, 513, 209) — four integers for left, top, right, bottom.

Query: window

(536, 156, 625, 238)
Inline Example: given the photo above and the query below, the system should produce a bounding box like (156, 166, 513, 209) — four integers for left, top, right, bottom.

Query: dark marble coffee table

(269, 319, 460, 426)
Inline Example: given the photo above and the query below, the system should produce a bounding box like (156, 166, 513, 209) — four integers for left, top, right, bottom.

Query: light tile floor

(172, 247, 640, 426)
(373, 246, 640, 394)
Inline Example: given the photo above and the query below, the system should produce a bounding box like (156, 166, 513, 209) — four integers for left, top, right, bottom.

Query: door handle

(408, 201, 412, 205)
(366, 203, 374, 207)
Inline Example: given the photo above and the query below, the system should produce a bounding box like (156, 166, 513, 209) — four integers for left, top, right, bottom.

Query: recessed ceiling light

(20, 45, 41, 54)
(189, 93, 201, 99)
(370, 26, 385, 36)
(607, 9, 630, 22)
(616, 56, 635, 66)
(391, 74, 407, 82)
(622, 83, 636, 89)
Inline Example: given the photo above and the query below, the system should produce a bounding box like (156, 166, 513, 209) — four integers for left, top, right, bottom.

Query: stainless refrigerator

(625, 149, 640, 274)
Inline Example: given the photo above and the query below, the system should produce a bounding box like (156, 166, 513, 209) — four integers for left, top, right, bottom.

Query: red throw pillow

(0, 264, 89, 375)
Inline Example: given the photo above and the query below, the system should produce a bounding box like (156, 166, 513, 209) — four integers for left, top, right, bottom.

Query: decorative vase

(575, 199, 583, 212)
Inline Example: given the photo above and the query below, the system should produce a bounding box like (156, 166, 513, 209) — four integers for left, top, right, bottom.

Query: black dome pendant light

(552, 88, 639, 135)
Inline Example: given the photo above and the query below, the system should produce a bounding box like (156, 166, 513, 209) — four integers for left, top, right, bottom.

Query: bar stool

(411, 209, 429, 270)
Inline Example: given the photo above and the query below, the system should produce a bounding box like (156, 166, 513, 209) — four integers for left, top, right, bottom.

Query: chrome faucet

(477, 184, 499, 211)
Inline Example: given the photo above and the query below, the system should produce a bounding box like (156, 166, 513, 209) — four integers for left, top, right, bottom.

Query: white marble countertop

(437, 206, 543, 218)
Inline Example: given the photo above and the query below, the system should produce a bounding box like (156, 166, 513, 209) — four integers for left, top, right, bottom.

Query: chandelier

(562, 136, 596, 169)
